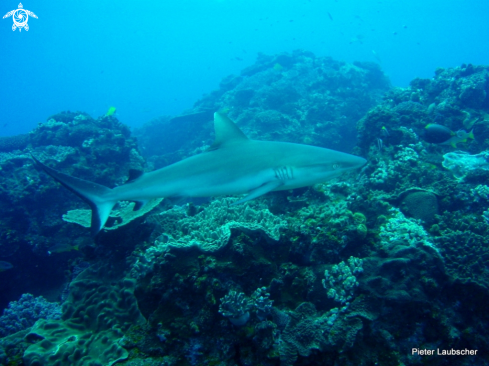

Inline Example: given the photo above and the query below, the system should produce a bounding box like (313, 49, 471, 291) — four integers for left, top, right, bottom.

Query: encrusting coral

(23, 266, 145, 366)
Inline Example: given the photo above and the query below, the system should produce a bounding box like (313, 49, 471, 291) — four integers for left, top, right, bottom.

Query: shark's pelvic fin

(32, 156, 116, 237)
(233, 181, 284, 205)
(208, 112, 248, 150)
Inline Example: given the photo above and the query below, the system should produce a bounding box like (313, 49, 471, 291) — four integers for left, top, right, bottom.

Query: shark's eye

(332, 163, 340, 170)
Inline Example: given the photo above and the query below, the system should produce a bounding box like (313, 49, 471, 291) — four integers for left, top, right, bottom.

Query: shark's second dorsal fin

(209, 112, 248, 150)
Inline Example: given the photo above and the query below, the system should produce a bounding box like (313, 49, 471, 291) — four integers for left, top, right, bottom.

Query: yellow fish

(47, 243, 79, 255)
(273, 63, 284, 71)
(0, 260, 13, 271)
(105, 106, 117, 117)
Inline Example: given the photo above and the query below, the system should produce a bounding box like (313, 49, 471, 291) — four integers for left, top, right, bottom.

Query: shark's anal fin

(31, 156, 115, 237)
(233, 181, 283, 205)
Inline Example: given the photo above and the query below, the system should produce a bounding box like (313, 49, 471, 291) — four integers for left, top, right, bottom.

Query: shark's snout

(334, 153, 367, 171)
(350, 155, 367, 169)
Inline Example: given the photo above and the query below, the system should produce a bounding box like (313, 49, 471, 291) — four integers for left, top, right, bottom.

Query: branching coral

(322, 257, 363, 304)
(218, 291, 252, 326)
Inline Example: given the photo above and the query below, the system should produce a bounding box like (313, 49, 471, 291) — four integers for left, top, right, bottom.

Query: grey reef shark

(33, 112, 366, 237)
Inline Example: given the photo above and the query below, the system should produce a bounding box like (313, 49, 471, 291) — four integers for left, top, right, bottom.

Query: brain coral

(400, 190, 439, 223)
(23, 266, 145, 366)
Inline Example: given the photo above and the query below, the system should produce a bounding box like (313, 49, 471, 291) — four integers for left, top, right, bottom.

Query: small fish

(442, 129, 475, 148)
(424, 124, 453, 143)
(0, 261, 13, 272)
(377, 138, 383, 151)
(327, 12, 333, 21)
(424, 124, 474, 148)
(380, 126, 389, 137)
(273, 63, 284, 71)
(372, 50, 382, 64)
(48, 243, 79, 255)
(105, 106, 117, 117)
(219, 107, 232, 114)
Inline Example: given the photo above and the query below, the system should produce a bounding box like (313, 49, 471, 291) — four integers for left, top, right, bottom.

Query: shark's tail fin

(32, 156, 116, 237)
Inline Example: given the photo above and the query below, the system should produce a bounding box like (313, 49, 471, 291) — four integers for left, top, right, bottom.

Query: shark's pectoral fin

(233, 181, 283, 205)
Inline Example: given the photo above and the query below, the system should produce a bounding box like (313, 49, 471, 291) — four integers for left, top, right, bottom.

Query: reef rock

(399, 189, 439, 223)
(23, 266, 145, 366)
(136, 50, 390, 169)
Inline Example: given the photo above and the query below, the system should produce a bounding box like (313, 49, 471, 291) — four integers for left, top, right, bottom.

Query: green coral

(129, 197, 287, 278)
(149, 197, 285, 252)
(400, 190, 439, 223)
(23, 267, 145, 366)
(277, 302, 366, 366)
(442, 151, 489, 180)
(352, 212, 366, 224)
(62, 198, 163, 230)
(379, 208, 436, 250)
(434, 210, 489, 288)
(322, 257, 363, 304)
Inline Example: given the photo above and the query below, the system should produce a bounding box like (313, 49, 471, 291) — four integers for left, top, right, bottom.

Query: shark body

(33, 112, 366, 236)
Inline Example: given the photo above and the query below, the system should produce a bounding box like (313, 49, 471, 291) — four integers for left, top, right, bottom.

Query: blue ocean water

(0, 0, 487, 136)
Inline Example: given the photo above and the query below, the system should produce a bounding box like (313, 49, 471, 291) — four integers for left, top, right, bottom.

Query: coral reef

(152, 197, 286, 252)
(2, 56, 489, 366)
(135, 50, 390, 169)
(62, 198, 164, 231)
(127, 60, 489, 364)
(219, 290, 252, 326)
(357, 64, 489, 156)
(398, 188, 439, 223)
(23, 265, 145, 366)
(0, 294, 61, 337)
(379, 208, 435, 249)
(0, 110, 146, 312)
(129, 197, 287, 278)
(0, 133, 30, 152)
(0, 328, 31, 365)
(322, 256, 363, 304)
(442, 150, 489, 179)
(251, 287, 274, 320)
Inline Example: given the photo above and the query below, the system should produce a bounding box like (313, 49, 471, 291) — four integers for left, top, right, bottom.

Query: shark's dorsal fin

(209, 112, 248, 150)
